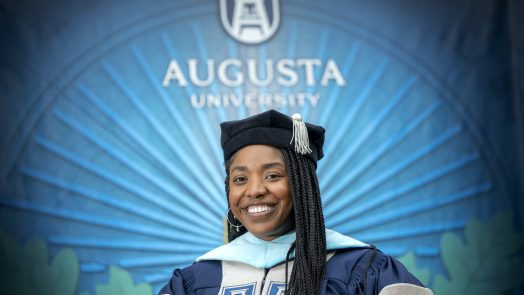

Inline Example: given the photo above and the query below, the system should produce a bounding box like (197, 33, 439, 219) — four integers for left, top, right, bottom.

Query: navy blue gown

(159, 246, 426, 294)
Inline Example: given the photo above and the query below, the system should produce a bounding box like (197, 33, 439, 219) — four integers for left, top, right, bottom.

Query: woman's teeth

(247, 205, 272, 214)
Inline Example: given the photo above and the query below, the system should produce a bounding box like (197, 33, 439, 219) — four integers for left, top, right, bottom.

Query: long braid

(281, 148, 326, 295)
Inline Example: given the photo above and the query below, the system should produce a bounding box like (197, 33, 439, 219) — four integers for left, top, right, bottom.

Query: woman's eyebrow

(230, 165, 247, 173)
(262, 162, 285, 169)
(230, 162, 284, 173)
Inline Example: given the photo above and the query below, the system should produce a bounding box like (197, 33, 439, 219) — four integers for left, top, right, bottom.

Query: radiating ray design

(329, 152, 481, 228)
(322, 58, 389, 153)
(343, 152, 480, 217)
(226, 39, 247, 119)
(101, 62, 225, 209)
(188, 21, 230, 165)
(48, 236, 211, 253)
(325, 126, 466, 219)
(160, 32, 225, 177)
(347, 182, 492, 233)
(278, 20, 299, 116)
(379, 245, 440, 257)
(53, 105, 222, 221)
(256, 44, 268, 113)
(322, 101, 440, 203)
(321, 76, 415, 184)
(118, 255, 194, 269)
(20, 166, 217, 241)
(359, 220, 466, 242)
(414, 247, 440, 257)
(191, 21, 227, 122)
(80, 262, 107, 273)
(317, 41, 361, 125)
(131, 45, 224, 199)
(0, 198, 211, 243)
(374, 246, 432, 257)
(134, 39, 225, 195)
(32, 134, 220, 234)
(73, 85, 222, 222)
(302, 27, 329, 120)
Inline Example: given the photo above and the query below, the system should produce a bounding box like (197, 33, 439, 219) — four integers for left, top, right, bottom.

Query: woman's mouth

(242, 204, 277, 216)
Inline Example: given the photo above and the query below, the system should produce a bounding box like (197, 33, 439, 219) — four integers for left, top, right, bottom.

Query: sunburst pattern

(0, 2, 510, 293)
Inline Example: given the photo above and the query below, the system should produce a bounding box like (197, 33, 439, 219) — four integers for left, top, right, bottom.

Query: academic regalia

(158, 229, 432, 295)
(159, 110, 433, 295)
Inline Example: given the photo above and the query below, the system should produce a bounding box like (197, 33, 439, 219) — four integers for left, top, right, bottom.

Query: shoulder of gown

(157, 260, 221, 295)
(324, 247, 427, 294)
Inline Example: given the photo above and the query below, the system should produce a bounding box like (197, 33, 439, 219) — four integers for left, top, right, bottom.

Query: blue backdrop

(1, 1, 523, 294)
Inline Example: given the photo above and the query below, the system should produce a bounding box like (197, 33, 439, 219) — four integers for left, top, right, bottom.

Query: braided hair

(225, 148, 326, 295)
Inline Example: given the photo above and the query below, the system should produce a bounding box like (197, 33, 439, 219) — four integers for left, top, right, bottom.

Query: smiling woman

(228, 145, 294, 241)
(158, 110, 434, 295)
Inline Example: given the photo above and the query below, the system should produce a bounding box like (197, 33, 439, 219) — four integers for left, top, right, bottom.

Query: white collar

(196, 228, 368, 269)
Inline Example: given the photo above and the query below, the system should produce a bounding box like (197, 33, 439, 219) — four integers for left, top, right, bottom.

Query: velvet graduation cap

(220, 109, 325, 163)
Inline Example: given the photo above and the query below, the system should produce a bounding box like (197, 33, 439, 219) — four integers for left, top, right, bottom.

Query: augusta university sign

(161, 58, 345, 108)
(162, 0, 345, 109)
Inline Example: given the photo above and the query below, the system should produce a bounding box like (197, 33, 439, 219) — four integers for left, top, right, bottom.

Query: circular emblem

(220, 0, 280, 44)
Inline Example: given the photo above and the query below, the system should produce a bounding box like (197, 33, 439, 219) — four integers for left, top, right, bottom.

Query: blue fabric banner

(0, 1, 523, 294)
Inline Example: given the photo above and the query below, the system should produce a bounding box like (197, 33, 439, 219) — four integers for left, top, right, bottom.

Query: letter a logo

(219, 0, 280, 44)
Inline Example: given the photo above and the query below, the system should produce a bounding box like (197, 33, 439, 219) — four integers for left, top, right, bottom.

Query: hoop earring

(227, 208, 244, 232)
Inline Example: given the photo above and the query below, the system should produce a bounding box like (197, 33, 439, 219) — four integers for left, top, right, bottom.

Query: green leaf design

(397, 251, 430, 286)
(94, 266, 152, 295)
(0, 227, 79, 295)
(433, 210, 524, 295)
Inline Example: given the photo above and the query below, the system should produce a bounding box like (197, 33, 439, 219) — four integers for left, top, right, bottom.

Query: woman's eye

(232, 176, 247, 184)
(266, 173, 281, 181)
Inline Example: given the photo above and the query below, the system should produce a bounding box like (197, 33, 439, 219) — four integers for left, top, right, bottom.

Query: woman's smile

(242, 203, 277, 217)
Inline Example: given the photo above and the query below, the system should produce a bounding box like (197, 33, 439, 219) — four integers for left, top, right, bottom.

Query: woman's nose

(246, 178, 267, 198)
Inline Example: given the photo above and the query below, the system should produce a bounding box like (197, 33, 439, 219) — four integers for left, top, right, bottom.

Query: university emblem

(219, 0, 280, 44)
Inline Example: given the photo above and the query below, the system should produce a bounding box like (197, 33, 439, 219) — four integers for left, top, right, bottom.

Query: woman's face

(228, 145, 294, 241)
